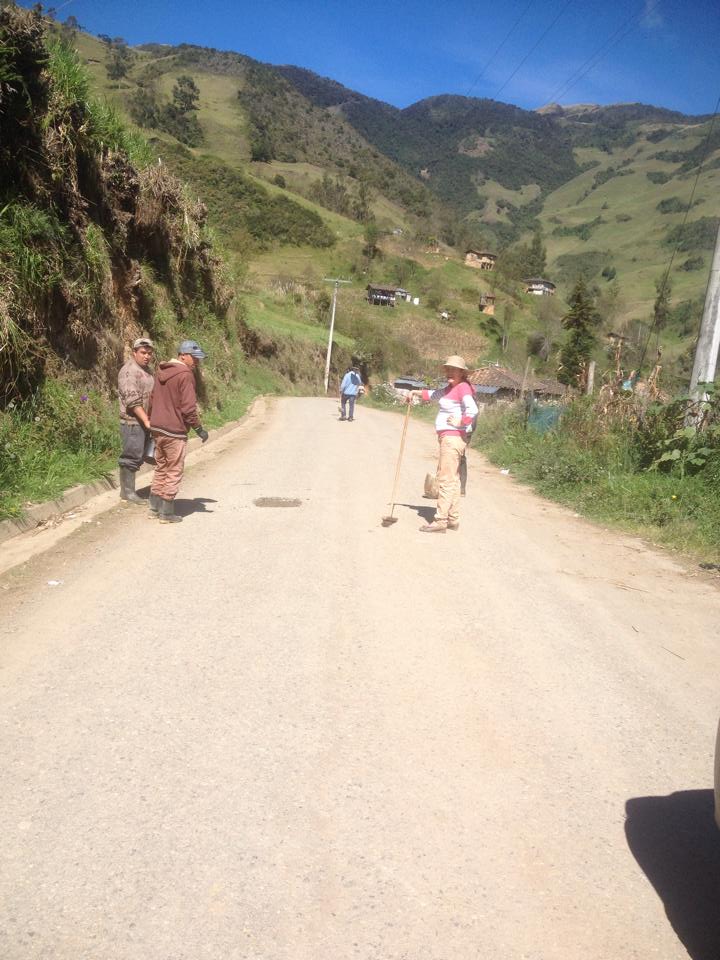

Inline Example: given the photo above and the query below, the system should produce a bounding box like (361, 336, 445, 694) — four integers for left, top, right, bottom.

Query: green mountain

(21, 19, 720, 388)
(276, 65, 720, 326)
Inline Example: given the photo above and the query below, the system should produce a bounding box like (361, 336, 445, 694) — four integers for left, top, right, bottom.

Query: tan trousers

(151, 435, 187, 501)
(435, 434, 466, 523)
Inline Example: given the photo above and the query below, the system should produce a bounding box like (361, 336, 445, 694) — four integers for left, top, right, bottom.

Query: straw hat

(443, 355, 468, 371)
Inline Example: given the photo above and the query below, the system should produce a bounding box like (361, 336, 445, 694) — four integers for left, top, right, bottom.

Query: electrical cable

(636, 94, 720, 375)
(492, 0, 573, 101)
(463, 0, 536, 100)
(539, 0, 660, 108)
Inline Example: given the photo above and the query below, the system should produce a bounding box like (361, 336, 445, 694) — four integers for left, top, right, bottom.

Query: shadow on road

(396, 502, 435, 522)
(174, 497, 217, 518)
(625, 790, 720, 960)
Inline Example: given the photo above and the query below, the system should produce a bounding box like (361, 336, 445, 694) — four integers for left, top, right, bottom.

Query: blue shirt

(340, 371, 362, 396)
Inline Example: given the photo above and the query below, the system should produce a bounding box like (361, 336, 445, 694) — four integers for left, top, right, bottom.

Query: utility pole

(322, 278, 351, 394)
(688, 221, 720, 403)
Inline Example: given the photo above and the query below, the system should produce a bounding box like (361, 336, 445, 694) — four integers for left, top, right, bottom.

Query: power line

(539, 0, 660, 108)
(492, 0, 574, 101)
(463, 0, 536, 99)
(637, 94, 720, 375)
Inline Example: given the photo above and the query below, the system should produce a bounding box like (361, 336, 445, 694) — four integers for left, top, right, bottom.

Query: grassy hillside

(52, 19, 720, 394)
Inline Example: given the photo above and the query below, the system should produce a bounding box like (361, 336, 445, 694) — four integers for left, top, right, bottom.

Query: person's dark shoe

(420, 520, 447, 533)
(339, 416, 346, 421)
(158, 498, 182, 524)
(148, 493, 161, 517)
(119, 467, 144, 504)
(348, 417, 354, 421)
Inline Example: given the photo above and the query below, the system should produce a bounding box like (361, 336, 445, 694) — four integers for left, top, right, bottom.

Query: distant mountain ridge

(75, 33, 720, 323)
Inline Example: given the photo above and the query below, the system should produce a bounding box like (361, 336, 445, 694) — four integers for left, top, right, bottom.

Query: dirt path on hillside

(1, 396, 719, 960)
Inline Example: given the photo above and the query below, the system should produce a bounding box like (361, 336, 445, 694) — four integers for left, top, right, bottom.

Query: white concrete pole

(688, 221, 720, 403)
(323, 278, 351, 394)
(586, 360, 596, 395)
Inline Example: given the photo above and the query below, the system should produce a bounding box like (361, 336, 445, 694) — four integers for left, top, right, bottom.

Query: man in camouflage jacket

(117, 337, 155, 504)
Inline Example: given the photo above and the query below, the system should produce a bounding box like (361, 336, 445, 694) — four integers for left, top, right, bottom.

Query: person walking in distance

(117, 337, 155, 504)
(405, 355, 478, 533)
(339, 365, 363, 421)
(148, 340, 209, 524)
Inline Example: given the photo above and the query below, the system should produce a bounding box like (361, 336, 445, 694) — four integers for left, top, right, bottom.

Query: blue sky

(46, 0, 717, 115)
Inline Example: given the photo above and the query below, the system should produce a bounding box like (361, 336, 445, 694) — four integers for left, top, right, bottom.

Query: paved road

(1, 396, 719, 960)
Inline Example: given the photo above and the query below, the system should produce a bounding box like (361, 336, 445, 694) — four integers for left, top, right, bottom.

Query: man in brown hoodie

(149, 340, 209, 524)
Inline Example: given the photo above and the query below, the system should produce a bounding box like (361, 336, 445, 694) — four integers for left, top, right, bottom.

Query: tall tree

(172, 75, 200, 114)
(527, 230, 547, 277)
(500, 302, 514, 352)
(558, 278, 601, 387)
(105, 38, 132, 81)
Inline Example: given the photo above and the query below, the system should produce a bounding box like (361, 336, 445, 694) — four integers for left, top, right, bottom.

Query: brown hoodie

(149, 360, 201, 439)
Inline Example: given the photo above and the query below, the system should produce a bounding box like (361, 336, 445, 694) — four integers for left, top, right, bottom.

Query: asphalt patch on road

(253, 497, 302, 508)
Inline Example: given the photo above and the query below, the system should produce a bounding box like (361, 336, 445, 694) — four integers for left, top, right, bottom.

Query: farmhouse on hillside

(366, 285, 397, 307)
(479, 294, 496, 316)
(464, 250, 497, 270)
(523, 278, 556, 297)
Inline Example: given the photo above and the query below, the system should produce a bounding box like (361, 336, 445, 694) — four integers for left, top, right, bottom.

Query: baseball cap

(133, 337, 154, 349)
(178, 339, 207, 360)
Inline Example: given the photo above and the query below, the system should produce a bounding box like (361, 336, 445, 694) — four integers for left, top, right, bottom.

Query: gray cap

(178, 339, 207, 360)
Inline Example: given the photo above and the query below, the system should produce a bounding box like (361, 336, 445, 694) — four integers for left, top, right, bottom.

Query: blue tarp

(528, 404, 566, 434)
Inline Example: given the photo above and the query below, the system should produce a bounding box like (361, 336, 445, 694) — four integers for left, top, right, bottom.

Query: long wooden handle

(388, 402, 412, 509)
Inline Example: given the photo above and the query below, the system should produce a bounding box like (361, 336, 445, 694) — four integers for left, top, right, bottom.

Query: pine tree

(558, 278, 601, 387)
(527, 230, 547, 276)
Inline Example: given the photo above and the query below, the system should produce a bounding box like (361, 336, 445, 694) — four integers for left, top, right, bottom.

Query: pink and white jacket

(421, 381, 479, 437)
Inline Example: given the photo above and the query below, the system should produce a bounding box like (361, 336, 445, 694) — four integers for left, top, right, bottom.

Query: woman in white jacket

(406, 355, 478, 533)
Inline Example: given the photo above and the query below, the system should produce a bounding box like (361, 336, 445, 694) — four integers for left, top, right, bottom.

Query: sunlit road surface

(1, 396, 718, 960)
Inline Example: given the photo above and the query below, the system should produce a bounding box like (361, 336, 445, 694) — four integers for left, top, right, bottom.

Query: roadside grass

(472, 402, 720, 561)
(0, 360, 284, 521)
(0, 382, 118, 519)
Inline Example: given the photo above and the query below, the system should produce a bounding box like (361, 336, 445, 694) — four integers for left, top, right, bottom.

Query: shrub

(680, 255, 704, 272)
(665, 217, 719, 252)
(657, 197, 687, 214)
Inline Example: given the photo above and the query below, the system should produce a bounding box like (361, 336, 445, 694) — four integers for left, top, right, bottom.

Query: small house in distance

(524, 278, 556, 297)
(465, 250, 497, 271)
(469, 365, 566, 405)
(366, 285, 397, 307)
(479, 294, 496, 316)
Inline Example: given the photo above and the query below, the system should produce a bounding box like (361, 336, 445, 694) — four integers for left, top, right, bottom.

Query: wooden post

(519, 356, 532, 398)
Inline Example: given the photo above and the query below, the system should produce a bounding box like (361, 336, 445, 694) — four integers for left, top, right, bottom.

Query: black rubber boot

(148, 493, 161, 517)
(158, 498, 182, 524)
(120, 467, 144, 504)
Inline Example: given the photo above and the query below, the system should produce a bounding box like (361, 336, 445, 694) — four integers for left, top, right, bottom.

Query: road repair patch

(253, 497, 302, 508)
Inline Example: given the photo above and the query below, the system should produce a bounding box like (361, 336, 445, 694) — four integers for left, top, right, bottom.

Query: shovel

(381, 401, 412, 526)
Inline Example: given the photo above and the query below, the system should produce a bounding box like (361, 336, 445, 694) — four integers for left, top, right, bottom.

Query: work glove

(195, 426, 209, 443)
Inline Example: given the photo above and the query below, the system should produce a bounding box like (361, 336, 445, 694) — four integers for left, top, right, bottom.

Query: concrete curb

(0, 405, 258, 548)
